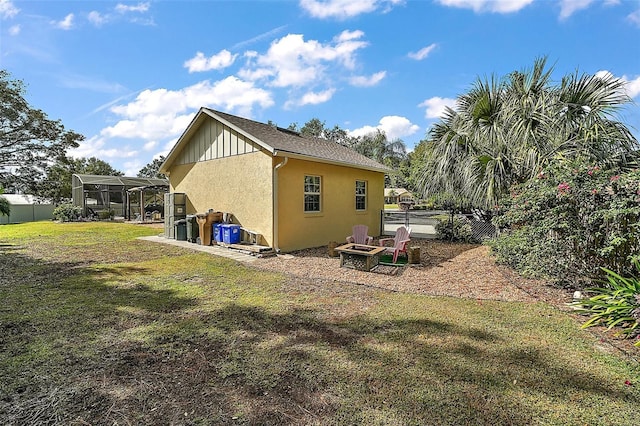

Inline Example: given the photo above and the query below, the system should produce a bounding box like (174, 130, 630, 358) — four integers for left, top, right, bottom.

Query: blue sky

(1, 0, 639, 176)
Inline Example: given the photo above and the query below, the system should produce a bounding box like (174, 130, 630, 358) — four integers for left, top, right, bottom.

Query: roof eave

(273, 150, 391, 174)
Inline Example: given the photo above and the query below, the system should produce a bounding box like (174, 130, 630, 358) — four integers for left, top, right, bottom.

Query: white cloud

(419, 96, 457, 119)
(378, 116, 420, 140)
(101, 113, 195, 141)
(163, 138, 178, 154)
(436, 0, 534, 13)
(123, 160, 145, 177)
(628, 9, 640, 26)
(622, 75, 640, 98)
(239, 31, 369, 89)
(595, 70, 614, 79)
(349, 71, 386, 87)
(103, 77, 273, 140)
(116, 2, 150, 13)
(298, 88, 337, 106)
(408, 43, 437, 60)
(299, 0, 404, 19)
(88, 11, 107, 26)
(0, 0, 19, 19)
(143, 141, 158, 151)
(184, 50, 238, 73)
(8, 24, 19, 35)
(68, 135, 139, 161)
(558, 0, 594, 20)
(595, 70, 640, 99)
(349, 115, 419, 141)
(52, 13, 74, 30)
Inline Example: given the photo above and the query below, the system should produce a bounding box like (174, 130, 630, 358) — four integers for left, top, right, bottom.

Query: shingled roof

(162, 107, 390, 173)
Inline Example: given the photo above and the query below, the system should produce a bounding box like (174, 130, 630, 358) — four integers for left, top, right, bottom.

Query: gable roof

(160, 107, 391, 174)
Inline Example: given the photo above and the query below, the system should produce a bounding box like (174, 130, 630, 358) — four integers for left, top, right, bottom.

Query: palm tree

(353, 129, 407, 167)
(416, 57, 638, 209)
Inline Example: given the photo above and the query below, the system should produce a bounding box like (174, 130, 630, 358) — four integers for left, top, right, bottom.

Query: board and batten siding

(174, 118, 259, 165)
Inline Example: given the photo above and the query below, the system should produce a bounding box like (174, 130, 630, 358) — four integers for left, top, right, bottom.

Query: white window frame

(355, 180, 367, 211)
(304, 175, 321, 213)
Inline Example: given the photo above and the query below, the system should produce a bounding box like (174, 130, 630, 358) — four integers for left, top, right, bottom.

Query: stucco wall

(275, 157, 385, 252)
(168, 151, 274, 246)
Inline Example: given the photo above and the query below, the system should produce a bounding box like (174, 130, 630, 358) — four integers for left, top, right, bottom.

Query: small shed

(0, 194, 55, 224)
(71, 174, 169, 219)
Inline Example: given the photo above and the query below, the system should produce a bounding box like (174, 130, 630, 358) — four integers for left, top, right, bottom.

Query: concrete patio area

(139, 235, 258, 263)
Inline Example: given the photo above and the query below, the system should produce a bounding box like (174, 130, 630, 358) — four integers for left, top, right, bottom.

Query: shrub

(436, 215, 478, 243)
(490, 161, 640, 286)
(53, 204, 82, 222)
(570, 262, 640, 346)
(98, 209, 114, 220)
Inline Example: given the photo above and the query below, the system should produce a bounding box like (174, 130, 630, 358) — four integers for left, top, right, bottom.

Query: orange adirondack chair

(346, 224, 374, 245)
(379, 225, 411, 263)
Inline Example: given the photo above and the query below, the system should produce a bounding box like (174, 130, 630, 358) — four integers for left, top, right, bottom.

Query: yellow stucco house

(159, 108, 390, 252)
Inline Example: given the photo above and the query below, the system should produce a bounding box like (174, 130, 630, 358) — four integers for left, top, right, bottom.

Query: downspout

(272, 156, 289, 252)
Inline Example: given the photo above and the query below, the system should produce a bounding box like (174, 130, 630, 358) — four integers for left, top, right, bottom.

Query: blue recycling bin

(213, 223, 223, 243)
(222, 224, 241, 244)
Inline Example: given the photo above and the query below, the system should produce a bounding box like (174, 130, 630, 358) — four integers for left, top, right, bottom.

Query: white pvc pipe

(272, 156, 289, 252)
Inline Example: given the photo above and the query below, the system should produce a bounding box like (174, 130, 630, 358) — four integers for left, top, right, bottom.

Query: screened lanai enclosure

(72, 174, 169, 220)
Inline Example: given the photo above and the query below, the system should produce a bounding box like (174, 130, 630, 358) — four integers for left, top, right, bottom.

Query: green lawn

(1, 222, 638, 425)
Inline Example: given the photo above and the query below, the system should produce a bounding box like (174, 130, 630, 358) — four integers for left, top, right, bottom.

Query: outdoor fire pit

(334, 243, 386, 272)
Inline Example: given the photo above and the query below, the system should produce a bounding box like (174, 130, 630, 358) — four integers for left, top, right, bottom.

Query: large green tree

(352, 129, 408, 186)
(138, 156, 166, 179)
(0, 70, 84, 192)
(294, 118, 357, 147)
(415, 57, 638, 209)
(353, 129, 406, 167)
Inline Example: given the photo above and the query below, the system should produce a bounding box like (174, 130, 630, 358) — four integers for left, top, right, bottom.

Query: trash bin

(213, 223, 223, 243)
(174, 219, 187, 241)
(186, 214, 199, 243)
(222, 224, 241, 244)
(196, 210, 221, 246)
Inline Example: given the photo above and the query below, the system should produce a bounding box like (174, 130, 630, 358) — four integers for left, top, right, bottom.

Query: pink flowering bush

(490, 160, 640, 286)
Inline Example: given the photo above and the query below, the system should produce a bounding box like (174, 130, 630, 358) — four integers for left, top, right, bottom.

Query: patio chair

(346, 224, 374, 245)
(379, 225, 411, 263)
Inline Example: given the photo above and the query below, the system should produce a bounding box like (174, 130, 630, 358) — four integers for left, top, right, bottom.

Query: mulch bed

(253, 239, 567, 304)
